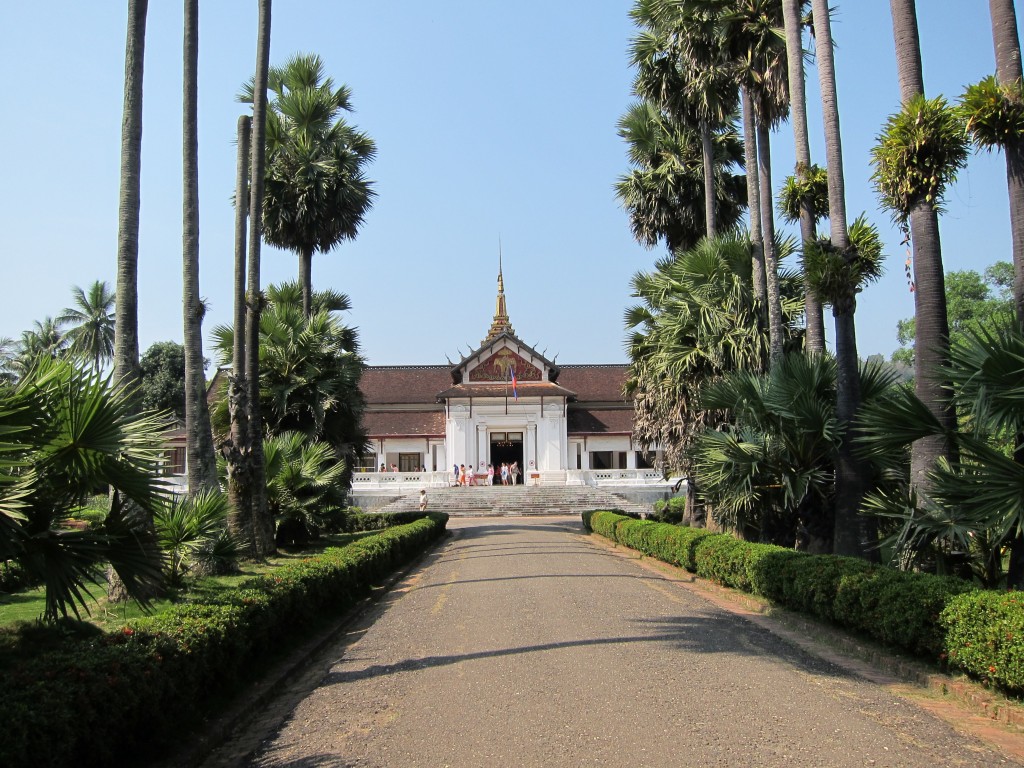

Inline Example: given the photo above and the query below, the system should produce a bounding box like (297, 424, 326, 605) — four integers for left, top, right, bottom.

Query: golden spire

(483, 242, 515, 344)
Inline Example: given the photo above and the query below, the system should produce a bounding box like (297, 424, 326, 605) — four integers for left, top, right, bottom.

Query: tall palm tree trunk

(182, 0, 218, 493)
(756, 121, 785, 366)
(114, 0, 148, 393)
(226, 114, 254, 552)
(783, 0, 825, 354)
(110, 0, 154, 602)
(989, 0, 1024, 323)
(889, 0, 956, 496)
(742, 87, 767, 306)
(247, 0, 275, 556)
(813, 0, 875, 559)
(700, 120, 717, 238)
(988, 0, 1024, 588)
(299, 245, 314, 319)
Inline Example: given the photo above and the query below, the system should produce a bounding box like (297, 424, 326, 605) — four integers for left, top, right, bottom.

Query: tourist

(487, 463, 494, 485)
(459, 464, 466, 486)
(500, 463, 509, 485)
(453, 463, 459, 486)
(467, 463, 476, 486)
(419, 489, 428, 512)
(379, 463, 386, 473)
(391, 463, 398, 473)
(511, 461, 520, 485)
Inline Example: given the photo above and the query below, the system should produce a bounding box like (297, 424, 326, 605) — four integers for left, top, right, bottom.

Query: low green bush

(941, 592, 1024, 691)
(582, 510, 1024, 695)
(652, 496, 686, 524)
(0, 560, 33, 593)
(0, 513, 448, 768)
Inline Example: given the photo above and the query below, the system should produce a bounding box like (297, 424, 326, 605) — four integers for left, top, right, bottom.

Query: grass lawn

(0, 530, 379, 631)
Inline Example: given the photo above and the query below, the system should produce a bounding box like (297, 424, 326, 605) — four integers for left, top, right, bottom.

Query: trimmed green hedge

(583, 510, 1024, 694)
(0, 513, 448, 768)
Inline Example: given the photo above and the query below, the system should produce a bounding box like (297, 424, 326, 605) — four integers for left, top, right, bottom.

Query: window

(591, 451, 612, 470)
(635, 451, 654, 469)
(353, 453, 377, 473)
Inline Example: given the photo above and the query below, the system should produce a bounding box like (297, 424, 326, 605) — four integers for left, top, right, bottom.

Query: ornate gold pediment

(469, 348, 542, 382)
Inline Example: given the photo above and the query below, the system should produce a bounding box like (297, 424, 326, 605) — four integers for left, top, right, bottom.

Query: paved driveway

(205, 517, 1020, 767)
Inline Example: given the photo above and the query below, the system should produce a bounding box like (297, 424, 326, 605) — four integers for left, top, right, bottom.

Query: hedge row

(0, 513, 448, 768)
(582, 510, 1024, 694)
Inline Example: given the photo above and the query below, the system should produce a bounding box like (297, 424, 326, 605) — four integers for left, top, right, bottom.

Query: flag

(510, 367, 518, 400)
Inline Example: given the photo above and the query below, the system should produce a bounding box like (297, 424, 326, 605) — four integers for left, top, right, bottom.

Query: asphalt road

(203, 517, 1020, 767)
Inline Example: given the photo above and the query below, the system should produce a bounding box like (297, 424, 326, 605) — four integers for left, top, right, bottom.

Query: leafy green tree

(240, 53, 377, 318)
(138, 341, 186, 420)
(14, 318, 67, 374)
(892, 262, 1014, 366)
(57, 280, 116, 372)
(0, 358, 167, 620)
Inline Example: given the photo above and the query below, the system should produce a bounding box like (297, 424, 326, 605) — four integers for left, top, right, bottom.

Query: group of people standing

(453, 461, 520, 486)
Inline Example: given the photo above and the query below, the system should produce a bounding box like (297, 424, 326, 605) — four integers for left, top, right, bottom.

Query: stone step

(373, 485, 653, 518)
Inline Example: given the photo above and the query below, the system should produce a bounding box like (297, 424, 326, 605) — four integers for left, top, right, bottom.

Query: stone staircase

(372, 484, 654, 518)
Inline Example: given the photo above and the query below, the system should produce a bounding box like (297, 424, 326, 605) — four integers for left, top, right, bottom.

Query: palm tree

(615, 100, 746, 253)
(241, 53, 377, 319)
(781, 0, 825, 353)
(182, 0, 218, 493)
(0, 358, 167, 620)
(246, 0, 274, 557)
(212, 282, 366, 458)
(16, 317, 67, 374)
(985, 0, 1024, 324)
(113, 0, 148, 393)
(225, 114, 254, 549)
(857, 317, 1024, 586)
(884, 0, 963, 497)
(807, 0, 871, 558)
(723, 0, 791, 366)
(57, 281, 116, 372)
(625, 232, 804, 523)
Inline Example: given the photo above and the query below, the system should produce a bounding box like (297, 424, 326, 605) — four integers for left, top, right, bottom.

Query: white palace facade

(353, 267, 668, 500)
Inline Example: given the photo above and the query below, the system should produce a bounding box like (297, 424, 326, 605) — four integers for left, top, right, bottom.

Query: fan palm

(57, 281, 116, 373)
(263, 431, 348, 545)
(0, 357, 168, 620)
(615, 100, 746, 252)
(240, 53, 377, 318)
(857, 316, 1024, 586)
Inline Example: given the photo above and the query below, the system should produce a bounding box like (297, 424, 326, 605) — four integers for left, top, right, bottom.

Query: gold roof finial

(483, 240, 515, 344)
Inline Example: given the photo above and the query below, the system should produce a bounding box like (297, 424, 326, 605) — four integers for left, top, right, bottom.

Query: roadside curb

(158, 529, 453, 768)
(583, 529, 1024, 760)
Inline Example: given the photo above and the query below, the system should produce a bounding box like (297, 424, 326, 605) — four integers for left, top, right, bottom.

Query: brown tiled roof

(567, 407, 634, 435)
(556, 365, 630, 403)
(362, 410, 445, 437)
(360, 366, 454, 404)
(436, 381, 577, 399)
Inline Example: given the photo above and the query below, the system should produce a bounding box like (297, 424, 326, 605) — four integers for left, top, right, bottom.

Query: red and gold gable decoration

(469, 348, 542, 382)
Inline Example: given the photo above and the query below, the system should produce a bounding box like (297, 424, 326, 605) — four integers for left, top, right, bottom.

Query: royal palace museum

(351, 265, 672, 505)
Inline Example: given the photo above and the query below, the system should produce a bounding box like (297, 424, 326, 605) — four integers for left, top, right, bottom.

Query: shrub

(942, 591, 1024, 693)
(652, 496, 686, 524)
(0, 513, 448, 767)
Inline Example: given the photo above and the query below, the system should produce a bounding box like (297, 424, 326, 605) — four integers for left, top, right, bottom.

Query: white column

(526, 423, 537, 471)
(477, 424, 487, 471)
(627, 450, 637, 470)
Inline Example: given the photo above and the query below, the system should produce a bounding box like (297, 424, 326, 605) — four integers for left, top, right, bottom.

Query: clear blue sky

(0, 1, 1010, 365)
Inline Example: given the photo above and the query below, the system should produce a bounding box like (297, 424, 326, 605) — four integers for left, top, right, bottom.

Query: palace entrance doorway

(489, 431, 524, 483)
